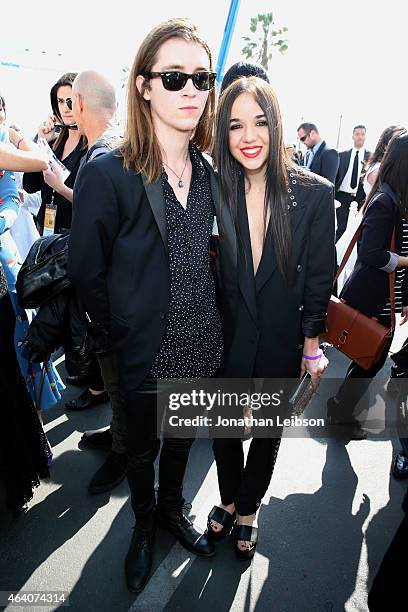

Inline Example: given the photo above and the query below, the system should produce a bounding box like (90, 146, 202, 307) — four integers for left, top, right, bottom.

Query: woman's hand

(301, 353, 329, 389)
(38, 114, 56, 142)
(8, 127, 22, 147)
(43, 160, 73, 202)
(400, 306, 408, 325)
(301, 336, 329, 388)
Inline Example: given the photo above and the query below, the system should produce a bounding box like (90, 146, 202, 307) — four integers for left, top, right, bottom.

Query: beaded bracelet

(302, 352, 323, 361)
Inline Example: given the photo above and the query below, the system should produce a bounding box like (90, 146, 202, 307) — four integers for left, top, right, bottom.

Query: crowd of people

(1, 17, 407, 605)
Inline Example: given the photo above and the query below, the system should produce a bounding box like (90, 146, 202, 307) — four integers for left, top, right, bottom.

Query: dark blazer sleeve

(358, 196, 395, 269)
(302, 184, 336, 337)
(321, 149, 340, 185)
(68, 158, 120, 340)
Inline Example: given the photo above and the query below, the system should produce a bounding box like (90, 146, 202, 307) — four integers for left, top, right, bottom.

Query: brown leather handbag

(321, 223, 396, 370)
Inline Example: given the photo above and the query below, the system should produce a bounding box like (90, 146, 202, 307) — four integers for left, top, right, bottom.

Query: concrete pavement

(0, 345, 407, 612)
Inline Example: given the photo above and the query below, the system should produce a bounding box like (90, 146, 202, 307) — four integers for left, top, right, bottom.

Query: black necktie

(350, 151, 359, 189)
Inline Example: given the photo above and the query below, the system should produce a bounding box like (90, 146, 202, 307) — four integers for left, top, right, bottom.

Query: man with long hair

(68, 19, 222, 593)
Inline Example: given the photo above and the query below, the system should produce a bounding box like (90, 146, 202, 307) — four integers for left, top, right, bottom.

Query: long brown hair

(368, 125, 405, 168)
(120, 18, 216, 182)
(214, 76, 300, 282)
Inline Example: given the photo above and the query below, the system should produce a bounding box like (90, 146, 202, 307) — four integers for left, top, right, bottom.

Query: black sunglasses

(299, 132, 310, 143)
(57, 97, 73, 110)
(145, 71, 216, 91)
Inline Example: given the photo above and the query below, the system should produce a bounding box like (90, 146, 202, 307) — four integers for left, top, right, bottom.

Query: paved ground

(1, 331, 407, 612)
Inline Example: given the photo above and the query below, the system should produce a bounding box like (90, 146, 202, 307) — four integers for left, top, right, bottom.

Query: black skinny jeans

(124, 380, 194, 521)
(211, 377, 291, 516)
(212, 435, 281, 516)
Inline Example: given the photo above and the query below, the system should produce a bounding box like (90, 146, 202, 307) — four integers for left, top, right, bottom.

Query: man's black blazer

(335, 148, 371, 193)
(309, 140, 339, 185)
(68, 148, 220, 390)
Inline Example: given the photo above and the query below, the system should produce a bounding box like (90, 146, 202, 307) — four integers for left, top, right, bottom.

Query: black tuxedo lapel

(202, 155, 238, 294)
(142, 174, 168, 255)
(255, 182, 307, 293)
(237, 189, 258, 324)
(254, 224, 275, 293)
(337, 149, 352, 188)
(344, 149, 352, 172)
(310, 140, 326, 172)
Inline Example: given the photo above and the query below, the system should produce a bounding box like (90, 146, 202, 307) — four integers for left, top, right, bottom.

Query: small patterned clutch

(289, 344, 329, 417)
(289, 372, 316, 417)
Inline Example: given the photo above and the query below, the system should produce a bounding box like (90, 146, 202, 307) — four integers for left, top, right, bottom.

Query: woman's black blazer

(215, 169, 336, 378)
(340, 182, 408, 317)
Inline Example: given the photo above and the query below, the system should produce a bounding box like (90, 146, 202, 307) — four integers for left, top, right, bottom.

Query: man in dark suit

(335, 125, 370, 241)
(68, 19, 220, 594)
(297, 122, 339, 184)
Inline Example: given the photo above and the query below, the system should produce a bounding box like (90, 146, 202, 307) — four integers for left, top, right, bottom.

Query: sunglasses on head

(145, 71, 216, 91)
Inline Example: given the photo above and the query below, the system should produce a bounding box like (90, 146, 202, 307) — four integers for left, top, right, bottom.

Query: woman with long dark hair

(23, 72, 86, 234)
(328, 130, 408, 439)
(206, 77, 335, 559)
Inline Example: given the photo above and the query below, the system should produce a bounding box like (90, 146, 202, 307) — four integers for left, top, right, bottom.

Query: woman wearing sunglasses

(23, 72, 86, 235)
(206, 76, 335, 560)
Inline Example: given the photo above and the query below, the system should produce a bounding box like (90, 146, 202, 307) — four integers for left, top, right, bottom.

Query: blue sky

(1, 0, 406, 150)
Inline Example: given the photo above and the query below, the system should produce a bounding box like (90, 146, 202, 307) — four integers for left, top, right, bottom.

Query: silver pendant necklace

(163, 150, 189, 188)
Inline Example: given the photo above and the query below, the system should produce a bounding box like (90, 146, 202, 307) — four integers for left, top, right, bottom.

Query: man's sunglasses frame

(299, 133, 310, 143)
(145, 71, 216, 92)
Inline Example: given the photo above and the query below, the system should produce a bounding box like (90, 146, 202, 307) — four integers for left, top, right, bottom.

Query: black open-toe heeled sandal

(206, 506, 236, 541)
(233, 524, 258, 560)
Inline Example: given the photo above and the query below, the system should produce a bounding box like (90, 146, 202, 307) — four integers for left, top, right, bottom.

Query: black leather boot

(156, 501, 215, 557)
(65, 388, 109, 411)
(125, 516, 155, 593)
(88, 451, 127, 494)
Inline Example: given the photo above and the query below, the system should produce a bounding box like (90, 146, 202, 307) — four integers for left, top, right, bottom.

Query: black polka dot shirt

(149, 145, 223, 379)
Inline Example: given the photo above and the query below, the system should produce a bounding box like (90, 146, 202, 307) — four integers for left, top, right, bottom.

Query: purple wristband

(302, 352, 323, 361)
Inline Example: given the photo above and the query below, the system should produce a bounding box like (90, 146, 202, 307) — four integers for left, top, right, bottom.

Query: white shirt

(363, 161, 380, 196)
(338, 147, 366, 194)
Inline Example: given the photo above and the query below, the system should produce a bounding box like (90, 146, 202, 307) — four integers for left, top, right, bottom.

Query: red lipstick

(240, 146, 262, 158)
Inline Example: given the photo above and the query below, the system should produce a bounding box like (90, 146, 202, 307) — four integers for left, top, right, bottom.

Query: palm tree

(242, 12, 288, 71)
